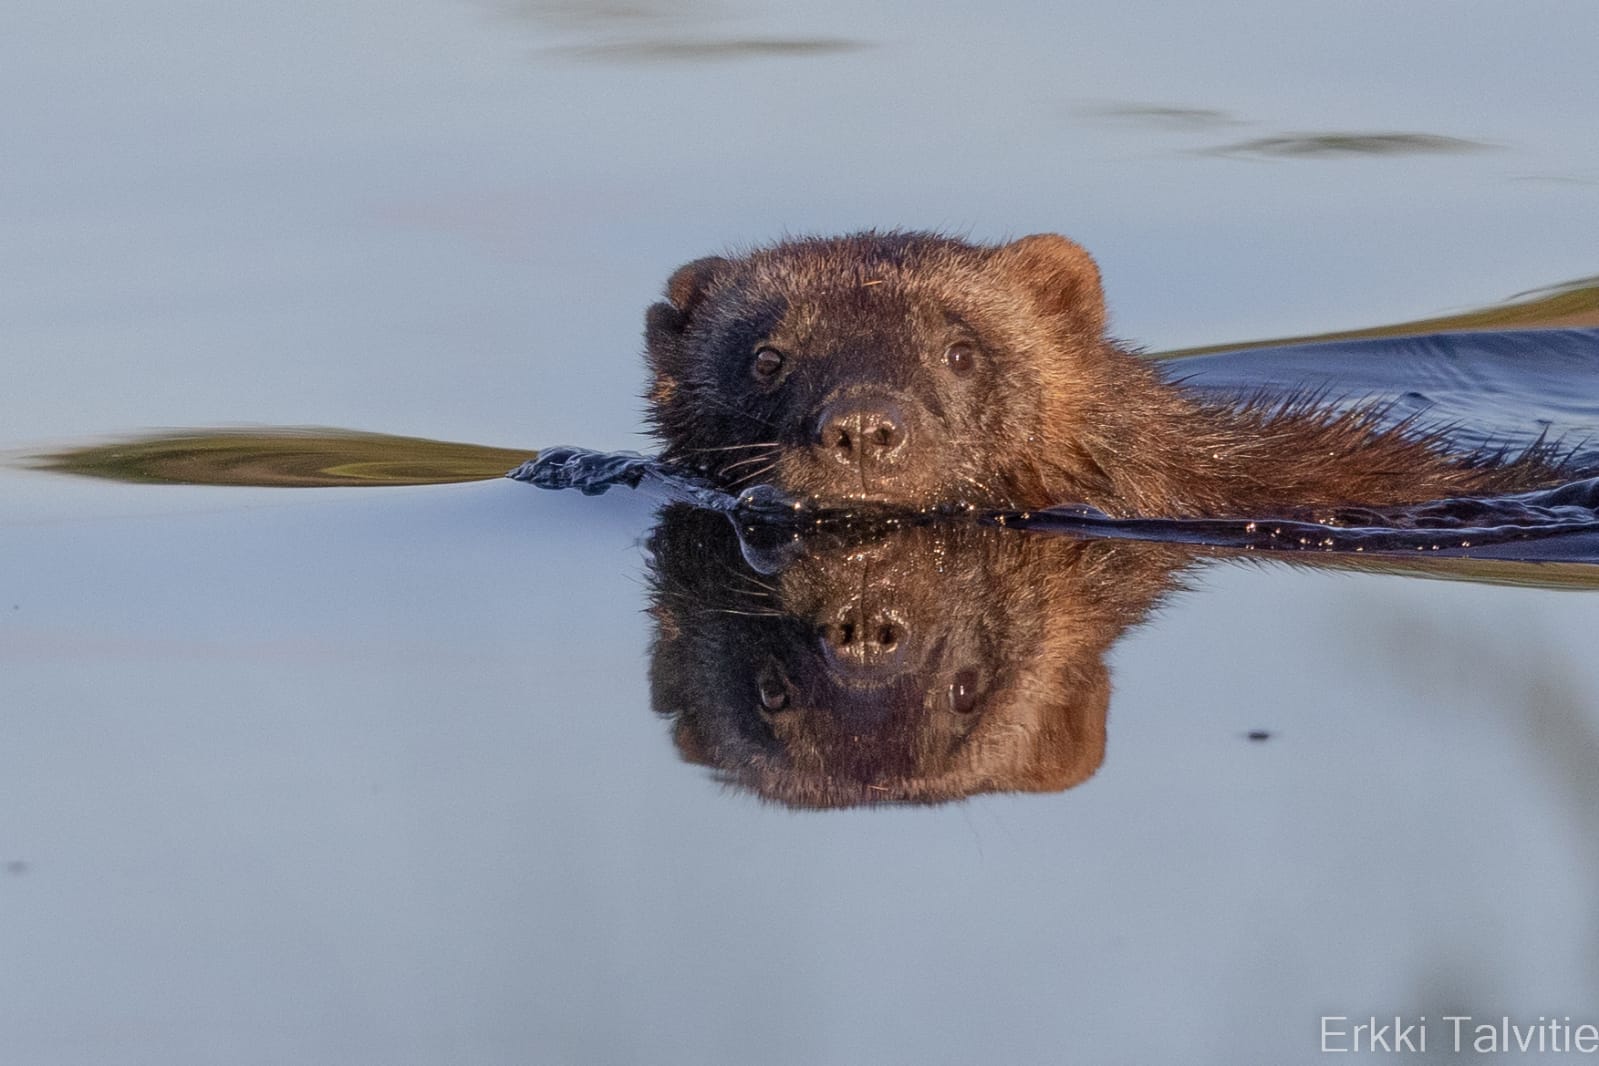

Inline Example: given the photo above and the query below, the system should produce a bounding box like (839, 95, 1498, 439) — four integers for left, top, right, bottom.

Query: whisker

(729, 461, 779, 488)
(681, 442, 782, 455)
(731, 574, 780, 596)
(719, 451, 782, 475)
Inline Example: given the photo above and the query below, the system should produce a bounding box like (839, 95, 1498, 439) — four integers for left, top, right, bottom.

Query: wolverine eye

(944, 341, 976, 377)
(752, 346, 786, 382)
(756, 663, 791, 713)
(945, 668, 981, 714)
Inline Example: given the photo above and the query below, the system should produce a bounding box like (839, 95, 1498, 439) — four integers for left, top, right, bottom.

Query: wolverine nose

(815, 396, 908, 467)
(820, 608, 908, 674)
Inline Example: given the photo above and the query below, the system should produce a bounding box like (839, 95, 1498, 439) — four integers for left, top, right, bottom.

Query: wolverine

(644, 231, 1574, 517)
(646, 505, 1190, 807)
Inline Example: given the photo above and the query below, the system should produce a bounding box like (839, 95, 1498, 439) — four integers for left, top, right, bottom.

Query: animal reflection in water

(646, 506, 1192, 808)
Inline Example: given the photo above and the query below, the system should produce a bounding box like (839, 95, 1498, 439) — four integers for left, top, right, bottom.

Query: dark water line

(994, 484, 1599, 556)
(510, 447, 1599, 564)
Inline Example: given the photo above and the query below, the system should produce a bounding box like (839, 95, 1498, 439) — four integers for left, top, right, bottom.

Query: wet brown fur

(645, 231, 1574, 517)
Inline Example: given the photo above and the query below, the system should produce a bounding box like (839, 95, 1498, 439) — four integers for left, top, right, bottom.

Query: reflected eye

(944, 342, 976, 377)
(946, 668, 981, 714)
(752, 346, 786, 382)
(757, 665, 791, 712)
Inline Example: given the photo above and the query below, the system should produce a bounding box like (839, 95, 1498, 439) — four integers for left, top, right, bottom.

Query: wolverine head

(643, 232, 1109, 510)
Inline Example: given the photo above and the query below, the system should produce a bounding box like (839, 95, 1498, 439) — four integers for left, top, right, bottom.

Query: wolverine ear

(665, 256, 730, 315)
(647, 255, 730, 340)
(992, 233, 1106, 339)
(671, 716, 714, 768)
(646, 255, 731, 385)
(1015, 662, 1109, 793)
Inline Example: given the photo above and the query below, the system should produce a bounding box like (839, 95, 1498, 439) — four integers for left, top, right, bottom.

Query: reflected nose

(820, 608, 908, 673)
(815, 396, 908, 469)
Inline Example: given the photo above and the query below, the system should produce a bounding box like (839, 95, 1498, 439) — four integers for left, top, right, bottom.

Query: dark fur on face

(645, 231, 1577, 517)
(646, 506, 1189, 808)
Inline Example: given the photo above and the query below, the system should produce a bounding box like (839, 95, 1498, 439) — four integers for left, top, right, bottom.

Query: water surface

(5, 2, 1599, 1063)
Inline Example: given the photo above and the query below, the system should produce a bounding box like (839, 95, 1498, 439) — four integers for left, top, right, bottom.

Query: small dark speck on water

(5, 860, 28, 876)
(1247, 730, 1273, 742)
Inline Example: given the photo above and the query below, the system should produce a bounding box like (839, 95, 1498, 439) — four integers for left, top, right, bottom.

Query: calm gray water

(5, 2, 1599, 1063)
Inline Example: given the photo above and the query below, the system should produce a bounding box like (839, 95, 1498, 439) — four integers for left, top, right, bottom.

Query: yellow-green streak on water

(1159, 275, 1599, 358)
(33, 429, 536, 488)
(1291, 554, 1599, 592)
